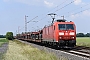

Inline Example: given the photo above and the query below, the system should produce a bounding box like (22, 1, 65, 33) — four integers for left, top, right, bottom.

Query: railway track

(18, 40, 90, 60)
(62, 49, 90, 59)
(59, 46, 90, 60)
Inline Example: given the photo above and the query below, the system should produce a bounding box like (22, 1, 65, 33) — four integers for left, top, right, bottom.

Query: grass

(76, 37, 90, 47)
(0, 38, 9, 46)
(2, 40, 58, 60)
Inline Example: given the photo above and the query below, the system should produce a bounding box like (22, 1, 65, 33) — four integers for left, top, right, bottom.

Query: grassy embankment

(0, 38, 8, 47)
(76, 37, 90, 47)
(2, 40, 58, 60)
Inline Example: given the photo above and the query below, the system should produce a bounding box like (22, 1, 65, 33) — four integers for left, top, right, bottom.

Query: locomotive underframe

(58, 40, 76, 47)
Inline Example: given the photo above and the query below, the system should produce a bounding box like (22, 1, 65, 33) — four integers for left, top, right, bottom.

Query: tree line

(0, 35, 6, 38)
(76, 33, 90, 37)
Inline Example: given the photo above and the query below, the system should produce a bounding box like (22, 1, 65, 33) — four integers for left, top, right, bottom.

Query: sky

(0, 0, 90, 35)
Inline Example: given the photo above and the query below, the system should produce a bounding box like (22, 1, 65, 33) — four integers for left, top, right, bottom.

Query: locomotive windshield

(58, 24, 74, 30)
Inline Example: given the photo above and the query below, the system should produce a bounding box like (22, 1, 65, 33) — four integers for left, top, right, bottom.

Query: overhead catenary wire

(27, 16, 38, 23)
(37, 0, 76, 23)
(35, 0, 75, 23)
(72, 8, 90, 16)
(62, 3, 90, 16)
(36, 0, 68, 22)
(71, 3, 90, 12)
(65, 7, 90, 18)
(35, 0, 69, 23)
(47, 0, 69, 13)
(56, 3, 90, 19)
(54, 0, 76, 13)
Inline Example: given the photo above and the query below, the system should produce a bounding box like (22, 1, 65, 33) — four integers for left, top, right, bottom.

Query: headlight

(59, 37, 62, 39)
(71, 37, 74, 39)
(70, 32, 74, 35)
(59, 32, 64, 35)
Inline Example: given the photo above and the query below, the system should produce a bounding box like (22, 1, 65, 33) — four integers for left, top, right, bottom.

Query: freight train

(16, 19, 76, 48)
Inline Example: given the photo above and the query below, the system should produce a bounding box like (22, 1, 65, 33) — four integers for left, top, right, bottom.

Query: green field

(76, 37, 90, 47)
(0, 38, 9, 46)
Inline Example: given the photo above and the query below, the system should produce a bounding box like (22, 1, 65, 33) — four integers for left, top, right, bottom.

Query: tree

(6, 32, 13, 40)
(85, 33, 90, 37)
(76, 33, 85, 37)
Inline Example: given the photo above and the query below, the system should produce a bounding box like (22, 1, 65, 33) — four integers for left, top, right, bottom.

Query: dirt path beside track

(0, 43, 8, 59)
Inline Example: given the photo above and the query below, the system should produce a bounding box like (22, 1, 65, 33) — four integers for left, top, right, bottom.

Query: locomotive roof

(54, 19, 74, 23)
(55, 19, 66, 22)
(43, 19, 74, 28)
(55, 20, 75, 24)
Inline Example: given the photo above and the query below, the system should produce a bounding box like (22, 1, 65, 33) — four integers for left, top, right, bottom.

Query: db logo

(65, 33, 68, 35)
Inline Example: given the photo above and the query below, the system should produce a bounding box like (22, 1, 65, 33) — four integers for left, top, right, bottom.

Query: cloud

(3, 0, 63, 7)
(82, 10, 90, 16)
(70, 14, 80, 19)
(74, 0, 82, 5)
(69, 10, 90, 19)
(44, 0, 69, 8)
(44, 0, 54, 7)
(15, 0, 42, 5)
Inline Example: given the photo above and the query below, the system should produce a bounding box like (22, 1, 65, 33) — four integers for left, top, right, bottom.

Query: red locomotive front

(42, 19, 76, 48)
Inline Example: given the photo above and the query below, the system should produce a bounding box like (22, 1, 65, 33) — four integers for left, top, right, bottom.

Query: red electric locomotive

(16, 18, 76, 48)
(42, 19, 76, 48)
